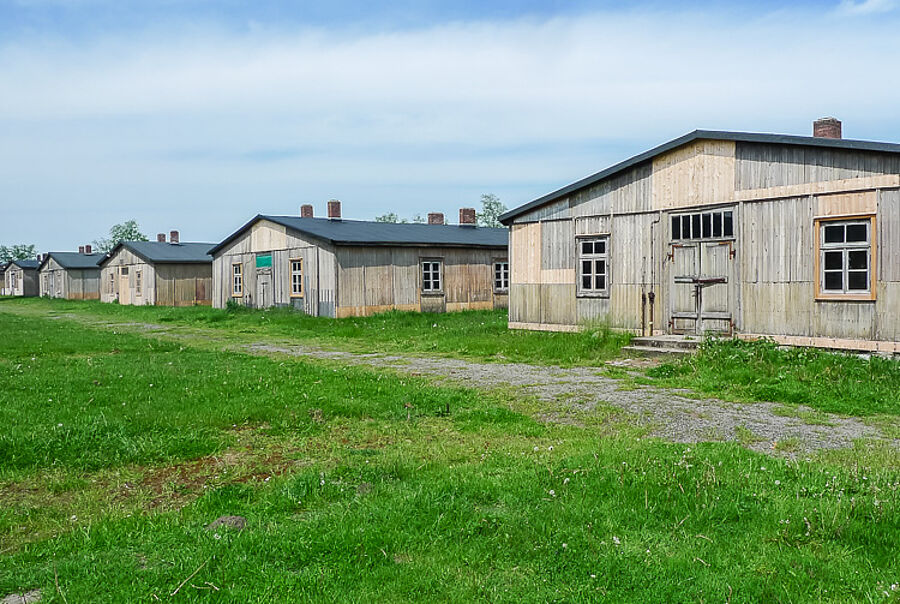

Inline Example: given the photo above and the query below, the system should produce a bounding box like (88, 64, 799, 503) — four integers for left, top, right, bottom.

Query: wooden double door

(668, 241, 736, 335)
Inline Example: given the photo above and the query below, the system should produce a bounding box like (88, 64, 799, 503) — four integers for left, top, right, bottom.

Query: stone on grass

(205, 515, 246, 531)
(2, 590, 42, 604)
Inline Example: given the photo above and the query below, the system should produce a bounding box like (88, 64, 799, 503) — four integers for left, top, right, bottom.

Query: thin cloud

(835, 0, 897, 15)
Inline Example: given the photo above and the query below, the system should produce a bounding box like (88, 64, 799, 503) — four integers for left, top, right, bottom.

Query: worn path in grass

(4, 304, 895, 455)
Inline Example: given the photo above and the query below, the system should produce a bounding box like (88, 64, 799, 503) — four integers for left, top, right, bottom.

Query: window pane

(692, 214, 701, 239)
(672, 216, 681, 240)
(846, 223, 868, 243)
(582, 259, 592, 275)
(702, 213, 712, 238)
(595, 240, 606, 255)
(824, 271, 843, 290)
(682, 215, 691, 239)
(595, 275, 606, 290)
(848, 271, 868, 290)
(582, 275, 592, 289)
(595, 259, 606, 276)
(723, 211, 734, 237)
(712, 212, 722, 238)
(824, 251, 843, 270)
(824, 224, 844, 243)
(581, 241, 593, 255)
(848, 250, 867, 270)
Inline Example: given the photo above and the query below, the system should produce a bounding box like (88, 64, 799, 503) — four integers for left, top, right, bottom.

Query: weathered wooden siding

(735, 143, 900, 190)
(4, 266, 38, 297)
(40, 258, 101, 300)
(154, 264, 212, 307)
(212, 219, 335, 315)
(100, 248, 158, 306)
(508, 137, 900, 347)
(334, 245, 505, 317)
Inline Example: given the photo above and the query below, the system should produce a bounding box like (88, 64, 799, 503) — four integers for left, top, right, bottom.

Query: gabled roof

(499, 129, 900, 225)
(38, 252, 105, 271)
(8, 259, 40, 270)
(210, 215, 508, 255)
(98, 241, 215, 267)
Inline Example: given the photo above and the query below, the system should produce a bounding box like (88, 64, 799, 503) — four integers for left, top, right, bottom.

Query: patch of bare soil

(246, 343, 897, 457)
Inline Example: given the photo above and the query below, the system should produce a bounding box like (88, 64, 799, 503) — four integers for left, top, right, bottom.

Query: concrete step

(622, 345, 695, 358)
(630, 337, 700, 351)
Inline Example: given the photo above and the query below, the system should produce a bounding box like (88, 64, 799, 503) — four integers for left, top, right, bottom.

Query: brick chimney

(327, 199, 342, 219)
(813, 117, 842, 139)
(169, 230, 179, 244)
(79, 245, 85, 254)
(85, 244, 92, 254)
(157, 233, 166, 242)
(300, 204, 314, 218)
(428, 212, 445, 225)
(459, 207, 477, 226)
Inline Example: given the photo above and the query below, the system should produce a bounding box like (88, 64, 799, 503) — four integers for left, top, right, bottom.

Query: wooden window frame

(671, 208, 735, 242)
(290, 258, 304, 298)
(493, 259, 509, 293)
(421, 259, 443, 294)
(231, 262, 244, 297)
(576, 235, 610, 298)
(135, 269, 142, 296)
(108, 272, 115, 295)
(814, 214, 876, 302)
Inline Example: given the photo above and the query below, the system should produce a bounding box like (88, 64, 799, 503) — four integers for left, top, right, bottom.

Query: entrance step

(629, 335, 701, 351)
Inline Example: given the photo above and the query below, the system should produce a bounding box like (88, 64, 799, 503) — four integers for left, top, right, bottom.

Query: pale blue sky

(2, 0, 900, 250)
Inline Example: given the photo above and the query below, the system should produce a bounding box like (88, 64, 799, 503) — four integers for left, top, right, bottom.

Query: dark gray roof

(500, 129, 900, 224)
(210, 215, 508, 255)
(99, 241, 215, 267)
(9, 259, 40, 270)
(39, 252, 105, 271)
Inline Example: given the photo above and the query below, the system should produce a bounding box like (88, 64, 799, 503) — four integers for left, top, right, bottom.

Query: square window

(581, 241, 593, 255)
(824, 271, 843, 290)
(848, 271, 868, 290)
(848, 250, 867, 270)
(824, 251, 843, 270)
(846, 224, 868, 243)
(578, 236, 609, 296)
(824, 224, 844, 244)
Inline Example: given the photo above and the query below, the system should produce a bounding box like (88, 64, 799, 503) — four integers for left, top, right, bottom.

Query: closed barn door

(256, 268, 273, 308)
(118, 267, 131, 305)
(667, 242, 735, 335)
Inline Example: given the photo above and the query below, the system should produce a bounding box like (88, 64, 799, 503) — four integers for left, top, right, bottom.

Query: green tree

(477, 194, 507, 228)
(375, 212, 411, 224)
(0, 244, 37, 262)
(94, 219, 148, 253)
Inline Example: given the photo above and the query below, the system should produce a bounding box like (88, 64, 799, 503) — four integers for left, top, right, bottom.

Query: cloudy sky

(2, 0, 900, 250)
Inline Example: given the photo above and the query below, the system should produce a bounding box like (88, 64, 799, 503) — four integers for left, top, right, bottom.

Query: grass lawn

(2, 310, 900, 601)
(0, 297, 631, 366)
(646, 338, 900, 417)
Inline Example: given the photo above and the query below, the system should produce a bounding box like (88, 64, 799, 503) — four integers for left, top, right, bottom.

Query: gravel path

(245, 342, 893, 457)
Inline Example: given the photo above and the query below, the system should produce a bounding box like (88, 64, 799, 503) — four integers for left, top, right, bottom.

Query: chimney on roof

(157, 233, 166, 242)
(300, 204, 314, 218)
(813, 117, 842, 139)
(327, 199, 342, 219)
(428, 212, 445, 225)
(85, 244, 92, 254)
(79, 245, 85, 254)
(169, 230, 179, 244)
(459, 207, 477, 226)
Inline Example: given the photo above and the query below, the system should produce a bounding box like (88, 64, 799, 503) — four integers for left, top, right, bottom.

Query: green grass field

(2, 303, 900, 601)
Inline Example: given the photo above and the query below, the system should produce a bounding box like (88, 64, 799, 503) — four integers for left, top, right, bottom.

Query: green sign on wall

(256, 254, 272, 268)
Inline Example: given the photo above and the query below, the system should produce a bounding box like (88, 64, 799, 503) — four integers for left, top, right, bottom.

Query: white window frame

(135, 269, 142, 296)
(671, 209, 735, 242)
(421, 260, 443, 293)
(493, 260, 509, 292)
(290, 258, 304, 298)
(232, 263, 243, 297)
(815, 216, 875, 300)
(577, 236, 610, 298)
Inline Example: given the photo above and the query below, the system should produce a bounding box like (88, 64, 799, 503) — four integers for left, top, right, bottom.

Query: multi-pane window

(672, 210, 734, 241)
(232, 263, 243, 296)
(422, 260, 442, 292)
(493, 261, 509, 292)
(108, 272, 115, 295)
(290, 258, 304, 297)
(578, 237, 609, 296)
(135, 270, 142, 296)
(819, 219, 872, 295)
